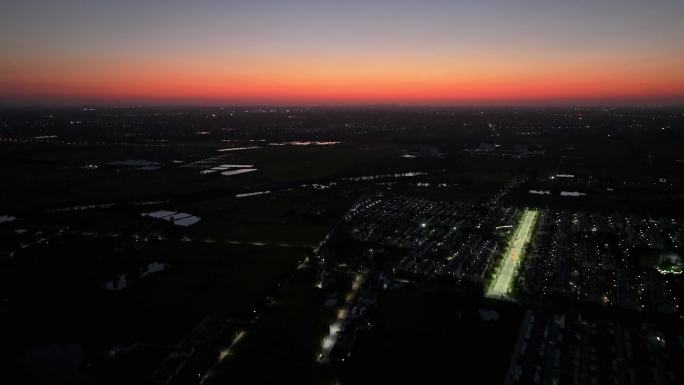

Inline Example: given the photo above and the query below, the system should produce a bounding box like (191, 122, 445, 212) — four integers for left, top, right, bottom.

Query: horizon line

(3, 102, 684, 109)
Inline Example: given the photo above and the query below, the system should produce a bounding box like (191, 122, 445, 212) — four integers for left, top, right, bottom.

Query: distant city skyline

(1, 0, 683, 106)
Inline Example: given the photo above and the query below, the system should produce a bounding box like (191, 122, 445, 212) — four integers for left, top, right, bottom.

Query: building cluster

(344, 179, 526, 288)
(505, 310, 684, 385)
(514, 210, 682, 313)
(341, 179, 682, 315)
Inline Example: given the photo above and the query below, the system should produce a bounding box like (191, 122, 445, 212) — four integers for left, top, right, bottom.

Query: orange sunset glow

(1, 0, 683, 105)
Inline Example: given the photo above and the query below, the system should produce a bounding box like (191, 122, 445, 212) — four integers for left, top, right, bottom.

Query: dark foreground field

(0, 107, 682, 385)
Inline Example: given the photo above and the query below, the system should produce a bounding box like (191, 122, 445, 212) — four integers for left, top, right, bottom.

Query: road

(199, 330, 246, 384)
(318, 272, 365, 362)
(488, 209, 538, 298)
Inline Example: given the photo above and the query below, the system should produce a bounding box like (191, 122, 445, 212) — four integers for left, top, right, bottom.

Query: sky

(1, 0, 683, 106)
